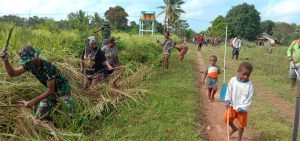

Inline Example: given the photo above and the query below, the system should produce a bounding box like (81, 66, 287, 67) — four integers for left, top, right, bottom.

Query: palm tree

(157, 0, 185, 33)
(174, 19, 189, 35)
(90, 12, 105, 27)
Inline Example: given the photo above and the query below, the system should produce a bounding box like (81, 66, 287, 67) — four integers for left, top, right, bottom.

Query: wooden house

(257, 33, 280, 46)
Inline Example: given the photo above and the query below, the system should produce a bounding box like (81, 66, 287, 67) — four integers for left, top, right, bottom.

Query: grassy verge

(201, 45, 294, 140)
(91, 46, 205, 140)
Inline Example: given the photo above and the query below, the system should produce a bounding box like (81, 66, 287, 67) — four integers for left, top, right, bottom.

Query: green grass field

(91, 46, 206, 140)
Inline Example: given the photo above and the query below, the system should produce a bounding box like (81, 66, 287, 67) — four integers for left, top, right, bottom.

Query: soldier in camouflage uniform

(0, 45, 72, 120)
(96, 22, 111, 46)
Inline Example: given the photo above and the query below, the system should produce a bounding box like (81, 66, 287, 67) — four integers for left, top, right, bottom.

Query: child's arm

(224, 78, 233, 106)
(202, 66, 208, 83)
(203, 73, 207, 83)
(219, 66, 225, 74)
(238, 82, 254, 112)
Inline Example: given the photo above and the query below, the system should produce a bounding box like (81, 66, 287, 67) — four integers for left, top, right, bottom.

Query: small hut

(256, 33, 280, 46)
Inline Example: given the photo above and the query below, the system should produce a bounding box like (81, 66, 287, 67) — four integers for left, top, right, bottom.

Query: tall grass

(0, 23, 165, 140)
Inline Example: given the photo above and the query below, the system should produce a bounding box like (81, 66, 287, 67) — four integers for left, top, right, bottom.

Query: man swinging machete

(0, 27, 73, 120)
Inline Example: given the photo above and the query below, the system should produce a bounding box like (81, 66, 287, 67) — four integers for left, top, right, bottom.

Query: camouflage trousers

(35, 93, 72, 120)
(102, 37, 110, 46)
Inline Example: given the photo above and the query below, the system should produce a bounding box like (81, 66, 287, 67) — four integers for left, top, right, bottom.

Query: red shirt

(197, 36, 203, 43)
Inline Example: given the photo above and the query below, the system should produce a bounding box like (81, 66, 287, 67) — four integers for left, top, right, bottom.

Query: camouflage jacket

(22, 59, 71, 96)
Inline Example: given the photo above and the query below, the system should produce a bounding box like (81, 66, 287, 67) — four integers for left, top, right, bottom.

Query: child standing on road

(223, 62, 254, 141)
(203, 55, 224, 102)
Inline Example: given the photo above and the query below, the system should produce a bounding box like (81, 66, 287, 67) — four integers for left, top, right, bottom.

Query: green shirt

(287, 40, 300, 64)
(22, 60, 71, 96)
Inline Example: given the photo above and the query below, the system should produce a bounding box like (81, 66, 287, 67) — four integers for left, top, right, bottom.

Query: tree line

(205, 2, 300, 46)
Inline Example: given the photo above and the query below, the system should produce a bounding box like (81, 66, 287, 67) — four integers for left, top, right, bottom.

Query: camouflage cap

(18, 45, 40, 64)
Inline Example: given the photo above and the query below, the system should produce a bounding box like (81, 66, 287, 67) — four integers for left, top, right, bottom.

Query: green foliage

(260, 20, 275, 35)
(95, 46, 204, 140)
(67, 10, 90, 33)
(207, 15, 227, 39)
(127, 21, 139, 34)
(115, 32, 161, 64)
(0, 22, 175, 140)
(90, 13, 105, 28)
(104, 6, 129, 30)
(0, 15, 26, 26)
(225, 2, 261, 40)
(157, 0, 185, 33)
(272, 22, 300, 45)
(156, 21, 164, 34)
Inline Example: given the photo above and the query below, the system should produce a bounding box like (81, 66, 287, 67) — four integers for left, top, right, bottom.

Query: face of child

(237, 68, 252, 82)
(210, 57, 217, 65)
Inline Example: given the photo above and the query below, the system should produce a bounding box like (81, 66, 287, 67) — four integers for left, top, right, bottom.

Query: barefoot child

(203, 55, 224, 101)
(175, 36, 189, 62)
(223, 62, 254, 141)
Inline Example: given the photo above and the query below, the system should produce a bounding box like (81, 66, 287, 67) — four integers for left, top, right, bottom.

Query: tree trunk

(170, 17, 173, 33)
(163, 15, 167, 33)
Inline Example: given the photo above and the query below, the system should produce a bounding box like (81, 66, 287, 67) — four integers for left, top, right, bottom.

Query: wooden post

(293, 97, 300, 141)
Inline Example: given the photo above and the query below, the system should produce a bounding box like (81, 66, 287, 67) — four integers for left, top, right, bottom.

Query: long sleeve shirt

(225, 76, 254, 111)
(287, 39, 300, 64)
(232, 37, 242, 48)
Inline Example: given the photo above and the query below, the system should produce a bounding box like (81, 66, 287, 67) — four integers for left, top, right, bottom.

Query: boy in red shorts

(223, 62, 254, 141)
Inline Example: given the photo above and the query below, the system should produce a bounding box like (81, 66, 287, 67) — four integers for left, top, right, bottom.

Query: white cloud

(182, 0, 220, 18)
(3, 0, 299, 32)
(262, 0, 300, 22)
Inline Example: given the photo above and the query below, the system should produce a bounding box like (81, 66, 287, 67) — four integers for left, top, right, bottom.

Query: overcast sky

(0, 0, 300, 32)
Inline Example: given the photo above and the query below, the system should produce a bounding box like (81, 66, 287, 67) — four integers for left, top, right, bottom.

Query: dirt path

(197, 51, 253, 141)
(254, 84, 295, 122)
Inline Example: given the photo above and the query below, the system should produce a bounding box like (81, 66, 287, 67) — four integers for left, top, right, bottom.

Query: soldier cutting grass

(0, 45, 72, 120)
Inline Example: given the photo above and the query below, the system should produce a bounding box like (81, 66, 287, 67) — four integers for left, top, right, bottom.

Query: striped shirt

(205, 64, 221, 79)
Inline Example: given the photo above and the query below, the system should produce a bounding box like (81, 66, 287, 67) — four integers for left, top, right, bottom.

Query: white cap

(88, 36, 96, 44)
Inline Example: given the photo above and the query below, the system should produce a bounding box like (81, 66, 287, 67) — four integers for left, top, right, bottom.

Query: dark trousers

(232, 47, 240, 59)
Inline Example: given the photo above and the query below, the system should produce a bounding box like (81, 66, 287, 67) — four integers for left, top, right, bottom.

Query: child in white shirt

(223, 62, 254, 141)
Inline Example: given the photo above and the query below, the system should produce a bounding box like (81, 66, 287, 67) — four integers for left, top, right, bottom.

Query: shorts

(223, 107, 248, 128)
(179, 48, 188, 56)
(289, 63, 300, 79)
(205, 77, 218, 89)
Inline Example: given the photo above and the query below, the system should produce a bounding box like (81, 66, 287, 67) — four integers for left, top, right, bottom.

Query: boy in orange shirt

(203, 55, 224, 102)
